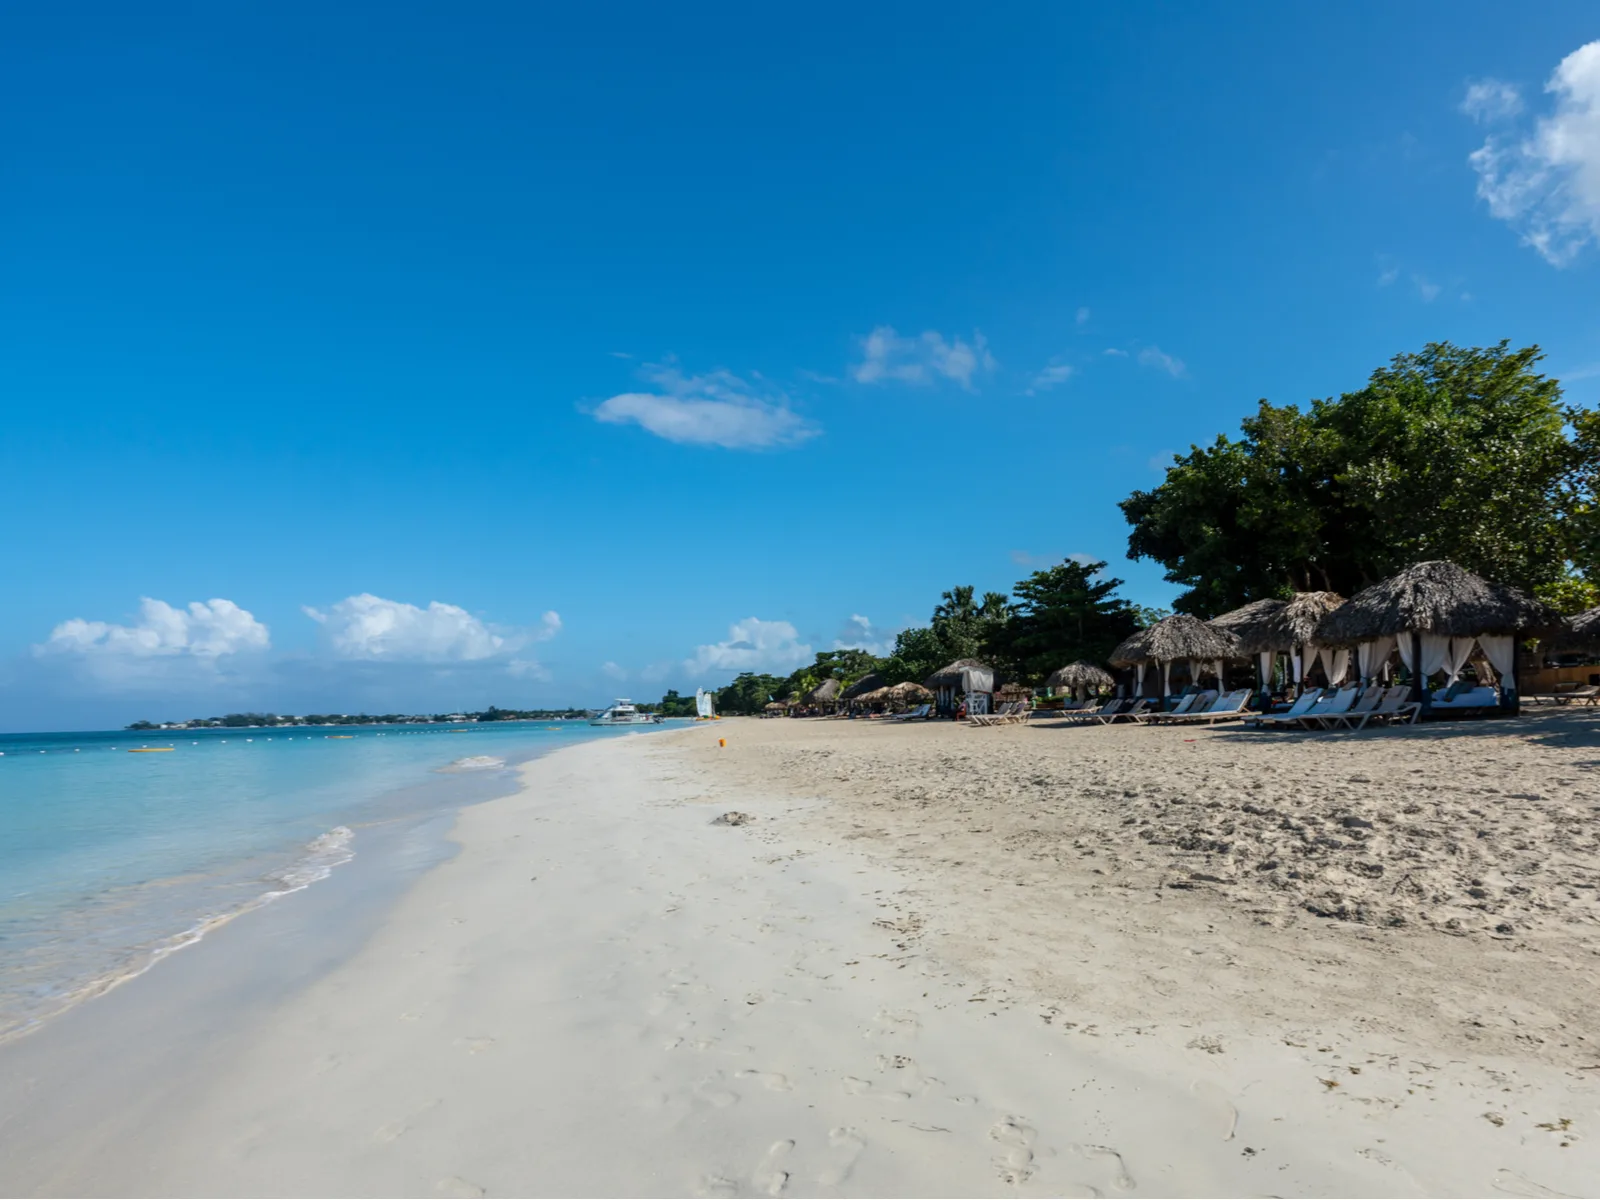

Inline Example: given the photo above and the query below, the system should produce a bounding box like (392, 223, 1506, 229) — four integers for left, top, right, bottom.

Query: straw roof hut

(1315, 561, 1558, 643)
(807, 678, 841, 705)
(1045, 661, 1114, 692)
(1206, 598, 1287, 654)
(1208, 592, 1345, 653)
(1556, 606, 1600, 650)
(841, 672, 886, 701)
(889, 681, 933, 702)
(1110, 615, 1241, 666)
(923, 659, 996, 693)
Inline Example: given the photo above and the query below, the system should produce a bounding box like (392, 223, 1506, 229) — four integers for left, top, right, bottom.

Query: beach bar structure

(1045, 660, 1114, 700)
(1111, 614, 1244, 701)
(806, 678, 841, 713)
(924, 658, 995, 717)
(1314, 560, 1559, 716)
(1209, 591, 1346, 693)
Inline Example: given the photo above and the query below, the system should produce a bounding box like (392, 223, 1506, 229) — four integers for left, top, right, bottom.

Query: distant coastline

(125, 706, 596, 731)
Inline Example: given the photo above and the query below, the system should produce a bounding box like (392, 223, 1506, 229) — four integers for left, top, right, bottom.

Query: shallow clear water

(0, 720, 652, 1039)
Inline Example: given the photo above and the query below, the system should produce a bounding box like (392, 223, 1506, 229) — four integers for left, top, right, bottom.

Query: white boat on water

(589, 698, 662, 727)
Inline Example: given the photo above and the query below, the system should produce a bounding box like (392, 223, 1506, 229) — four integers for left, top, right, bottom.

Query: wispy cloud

(600, 660, 628, 680)
(684, 617, 813, 676)
(1466, 41, 1600, 265)
(1461, 78, 1524, 123)
(1010, 550, 1099, 570)
(592, 362, 818, 450)
(1024, 363, 1075, 395)
(850, 326, 997, 389)
(1075, 307, 1091, 326)
(1413, 274, 1441, 302)
(1138, 346, 1186, 378)
(1376, 262, 1400, 287)
(1103, 348, 1129, 358)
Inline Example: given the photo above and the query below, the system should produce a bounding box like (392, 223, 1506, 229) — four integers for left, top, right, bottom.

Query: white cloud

(1413, 274, 1441, 302)
(1377, 264, 1400, 287)
(305, 594, 558, 662)
(1075, 307, 1091, 325)
(1467, 41, 1600, 265)
(507, 658, 552, 682)
(592, 362, 817, 450)
(39, 598, 269, 661)
(1138, 346, 1187, 377)
(832, 613, 898, 656)
(1103, 347, 1129, 358)
(850, 326, 997, 389)
(1461, 78, 1524, 124)
(1024, 363, 1075, 395)
(601, 661, 627, 680)
(1009, 551, 1099, 570)
(685, 617, 813, 675)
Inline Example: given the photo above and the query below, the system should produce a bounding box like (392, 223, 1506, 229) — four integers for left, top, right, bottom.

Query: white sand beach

(3, 718, 1598, 1197)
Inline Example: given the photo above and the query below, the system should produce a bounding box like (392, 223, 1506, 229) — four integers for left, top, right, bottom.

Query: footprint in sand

(842, 1076, 911, 1102)
(1073, 1144, 1135, 1192)
(435, 1176, 485, 1197)
(990, 1117, 1038, 1184)
(753, 1138, 794, 1196)
(1189, 1079, 1238, 1141)
(1493, 1170, 1574, 1198)
(736, 1069, 793, 1091)
(818, 1127, 867, 1187)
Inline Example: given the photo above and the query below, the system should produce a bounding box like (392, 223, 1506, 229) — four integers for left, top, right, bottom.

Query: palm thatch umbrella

(923, 658, 995, 715)
(1045, 661, 1114, 698)
(841, 672, 886, 702)
(1209, 592, 1345, 688)
(1314, 560, 1559, 709)
(889, 681, 932, 702)
(1111, 614, 1243, 698)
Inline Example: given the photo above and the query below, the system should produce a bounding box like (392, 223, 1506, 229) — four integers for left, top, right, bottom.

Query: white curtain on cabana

(1302, 642, 1320, 681)
(1136, 663, 1146, 696)
(1478, 634, 1516, 688)
(1397, 633, 1415, 674)
(1161, 661, 1172, 696)
(1258, 650, 1276, 687)
(1325, 647, 1350, 685)
(1419, 632, 1451, 679)
(1291, 647, 1304, 683)
(1444, 637, 1477, 683)
(1357, 636, 1396, 682)
(1213, 658, 1224, 686)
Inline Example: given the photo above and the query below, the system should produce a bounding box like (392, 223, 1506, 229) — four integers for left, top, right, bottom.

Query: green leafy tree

(983, 560, 1142, 683)
(1122, 342, 1591, 614)
(713, 673, 789, 715)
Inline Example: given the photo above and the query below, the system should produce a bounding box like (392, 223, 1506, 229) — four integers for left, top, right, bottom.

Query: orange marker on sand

(718, 738, 726, 748)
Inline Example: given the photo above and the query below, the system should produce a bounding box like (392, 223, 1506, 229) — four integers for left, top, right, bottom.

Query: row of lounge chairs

(967, 701, 1030, 726)
(1243, 685, 1419, 730)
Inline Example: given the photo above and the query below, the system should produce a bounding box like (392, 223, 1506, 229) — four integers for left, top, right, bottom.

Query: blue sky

(3, 2, 1599, 730)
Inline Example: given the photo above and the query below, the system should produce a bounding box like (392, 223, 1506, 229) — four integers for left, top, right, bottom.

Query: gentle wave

(0, 826, 357, 1045)
(436, 755, 507, 772)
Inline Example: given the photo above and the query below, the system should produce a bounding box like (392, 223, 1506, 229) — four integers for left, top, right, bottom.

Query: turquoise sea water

(0, 720, 647, 1040)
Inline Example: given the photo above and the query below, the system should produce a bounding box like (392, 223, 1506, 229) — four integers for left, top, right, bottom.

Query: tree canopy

(1121, 342, 1594, 615)
(983, 560, 1142, 683)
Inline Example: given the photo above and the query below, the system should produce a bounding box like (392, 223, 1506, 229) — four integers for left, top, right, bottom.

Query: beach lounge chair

(1095, 698, 1152, 724)
(1298, 685, 1384, 730)
(1150, 689, 1253, 725)
(1287, 686, 1359, 729)
(1060, 698, 1124, 724)
(1243, 688, 1324, 728)
(1345, 686, 1421, 729)
(1428, 685, 1499, 715)
(1134, 690, 1214, 723)
(888, 703, 932, 722)
(968, 701, 1026, 727)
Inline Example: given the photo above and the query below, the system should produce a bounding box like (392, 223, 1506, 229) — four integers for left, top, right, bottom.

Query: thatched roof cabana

(1316, 561, 1558, 643)
(1045, 661, 1114, 692)
(807, 678, 841, 705)
(841, 673, 886, 701)
(1208, 592, 1345, 653)
(1111, 614, 1244, 697)
(923, 659, 995, 693)
(1110, 615, 1242, 666)
(1314, 561, 1559, 708)
(1207, 598, 1288, 654)
(1555, 606, 1600, 651)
